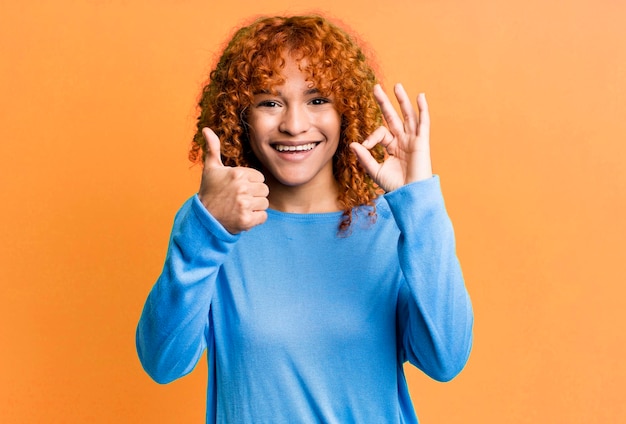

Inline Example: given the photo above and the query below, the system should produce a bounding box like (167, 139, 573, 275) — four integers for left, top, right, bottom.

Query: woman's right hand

(198, 128, 269, 234)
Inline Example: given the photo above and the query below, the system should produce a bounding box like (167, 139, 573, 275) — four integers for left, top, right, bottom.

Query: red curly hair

(190, 15, 384, 231)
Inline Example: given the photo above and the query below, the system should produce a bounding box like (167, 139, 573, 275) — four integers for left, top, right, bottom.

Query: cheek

(246, 117, 266, 149)
(247, 112, 276, 140)
(323, 112, 342, 141)
(247, 133, 266, 164)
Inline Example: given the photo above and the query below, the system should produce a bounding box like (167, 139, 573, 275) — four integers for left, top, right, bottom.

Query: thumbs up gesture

(198, 128, 270, 234)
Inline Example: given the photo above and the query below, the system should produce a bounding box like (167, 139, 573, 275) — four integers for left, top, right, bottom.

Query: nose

(279, 104, 310, 135)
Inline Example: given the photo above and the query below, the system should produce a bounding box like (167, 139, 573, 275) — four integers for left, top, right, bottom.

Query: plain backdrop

(1, 0, 625, 422)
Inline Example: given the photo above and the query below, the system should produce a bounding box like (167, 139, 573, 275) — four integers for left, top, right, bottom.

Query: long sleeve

(136, 195, 239, 384)
(385, 176, 473, 382)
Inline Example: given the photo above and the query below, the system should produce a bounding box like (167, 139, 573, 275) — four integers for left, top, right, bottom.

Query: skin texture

(350, 83, 433, 192)
(246, 57, 342, 214)
(190, 16, 389, 232)
(199, 56, 432, 234)
(199, 128, 270, 234)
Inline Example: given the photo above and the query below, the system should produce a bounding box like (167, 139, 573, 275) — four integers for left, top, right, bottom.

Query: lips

(272, 142, 319, 152)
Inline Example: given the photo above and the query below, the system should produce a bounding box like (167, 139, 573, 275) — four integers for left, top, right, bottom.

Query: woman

(137, 14, 473, 423)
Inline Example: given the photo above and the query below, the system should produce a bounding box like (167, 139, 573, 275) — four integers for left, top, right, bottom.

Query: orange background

(1, 0, 625, 422)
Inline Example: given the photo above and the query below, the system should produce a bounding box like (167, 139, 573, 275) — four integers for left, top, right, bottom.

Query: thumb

(202, 127, 224, 168)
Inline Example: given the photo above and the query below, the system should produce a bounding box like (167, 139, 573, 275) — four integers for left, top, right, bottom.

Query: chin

(274, 174, 313, 187)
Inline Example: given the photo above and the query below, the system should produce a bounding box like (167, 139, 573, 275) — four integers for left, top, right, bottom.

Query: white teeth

(274, 143, 317, 152)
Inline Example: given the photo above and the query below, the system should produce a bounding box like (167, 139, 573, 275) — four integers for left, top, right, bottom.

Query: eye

(258, 100, 280, 108)
(309, 97, 331, 106)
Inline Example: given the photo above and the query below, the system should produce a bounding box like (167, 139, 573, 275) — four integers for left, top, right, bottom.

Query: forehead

(244, 43, 343, 103)
(281, 56, 310, 80)
(250, 56, 302, 92)
(256, 52, 326, 93)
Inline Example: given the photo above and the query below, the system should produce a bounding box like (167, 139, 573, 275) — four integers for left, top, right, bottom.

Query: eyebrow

(254, 88, 322, 96)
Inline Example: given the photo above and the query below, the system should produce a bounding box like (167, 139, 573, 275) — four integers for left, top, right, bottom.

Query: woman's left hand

(350, 83, 433, 192)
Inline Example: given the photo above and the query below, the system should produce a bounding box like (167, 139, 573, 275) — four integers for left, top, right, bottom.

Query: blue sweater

(136, 176, 473, 423)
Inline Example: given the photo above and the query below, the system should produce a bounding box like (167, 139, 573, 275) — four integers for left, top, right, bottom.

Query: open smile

(272, 142, 320, 152)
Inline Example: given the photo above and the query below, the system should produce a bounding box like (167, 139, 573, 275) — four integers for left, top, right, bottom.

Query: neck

(266, 177, 341, 214)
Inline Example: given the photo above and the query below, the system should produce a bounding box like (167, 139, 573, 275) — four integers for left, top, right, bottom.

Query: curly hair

(190, 15, 385, 232)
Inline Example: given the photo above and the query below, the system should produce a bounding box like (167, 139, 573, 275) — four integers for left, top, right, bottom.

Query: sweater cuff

(190, 194, 240, 244)
(384, 175, 443, 208)
(383, 176, 447, 231)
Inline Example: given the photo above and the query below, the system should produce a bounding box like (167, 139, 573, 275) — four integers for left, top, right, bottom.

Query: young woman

(136, 14, 473, 423)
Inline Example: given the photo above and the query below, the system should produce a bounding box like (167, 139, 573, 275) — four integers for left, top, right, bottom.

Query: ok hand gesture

(350, 83, 433, 192)
(198, 128, 269, 234)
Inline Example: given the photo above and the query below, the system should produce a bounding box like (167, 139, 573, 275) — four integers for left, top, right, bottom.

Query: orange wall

(1, 1, 625, 422)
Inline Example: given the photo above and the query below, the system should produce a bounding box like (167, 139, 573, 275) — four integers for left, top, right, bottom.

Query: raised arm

(136, 128, 269, 383)
(352, 85, 472, 380)
(386, 178, 473, 382)
(136, 196, 238, 383)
